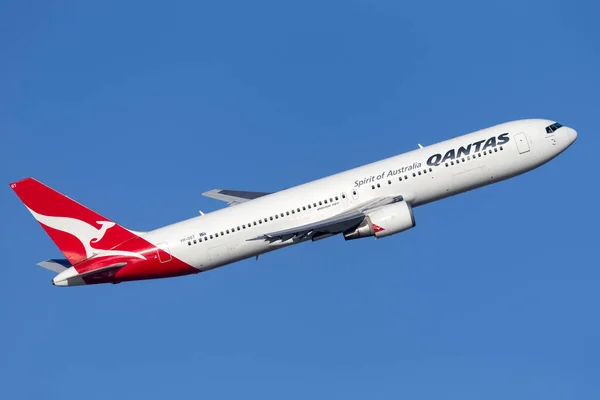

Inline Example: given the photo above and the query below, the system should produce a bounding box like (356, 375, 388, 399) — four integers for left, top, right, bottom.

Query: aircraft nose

(566, 127, 578, 144)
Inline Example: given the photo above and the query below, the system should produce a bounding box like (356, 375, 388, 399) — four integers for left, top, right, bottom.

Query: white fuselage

(142, 119, 577, 273)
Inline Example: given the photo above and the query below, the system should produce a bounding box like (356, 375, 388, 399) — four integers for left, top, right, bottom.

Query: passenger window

(270, 216, 273, 220)
(226, 230, 229, 234)
(259, 220, 262, 224)
(286, 211, 290, 215)
(399, 177, 403, 181)
(324, 200, 327, 204)
(404, 175, 408, 180)
(242, 225, 246, 229)
(275, 215, 278, 219)
(335, 196, 339, 200)
(377, 183, 381, 188)
(188, 241, 191, 246)
(210, 235, 213, 239)
(418, 171, 421, 175)
(237, 227, 240, 231)
(319, 201, 322, 206)
(429, 168, 432, 172)
(292, 210, 295, 214)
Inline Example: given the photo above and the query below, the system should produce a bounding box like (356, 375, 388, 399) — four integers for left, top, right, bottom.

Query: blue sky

(1, 0, 598, 398)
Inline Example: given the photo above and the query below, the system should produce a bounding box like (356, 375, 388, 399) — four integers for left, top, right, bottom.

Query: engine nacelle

(343, 201, 415, 240)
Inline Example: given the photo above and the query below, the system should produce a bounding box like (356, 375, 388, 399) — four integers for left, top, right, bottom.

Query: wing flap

(249, 210, 365, 242)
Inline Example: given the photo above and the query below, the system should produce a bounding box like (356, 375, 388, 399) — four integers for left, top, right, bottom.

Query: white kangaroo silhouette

(90, 221, 115, 243)
(27, 208, 146, 260)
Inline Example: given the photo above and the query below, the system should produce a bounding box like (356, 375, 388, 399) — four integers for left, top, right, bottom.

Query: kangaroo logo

(27, 208, 146, 260)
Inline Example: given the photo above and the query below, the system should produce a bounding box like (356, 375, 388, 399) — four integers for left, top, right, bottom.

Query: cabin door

(514, 133, 530, 154)
(156, 242, 172, 263)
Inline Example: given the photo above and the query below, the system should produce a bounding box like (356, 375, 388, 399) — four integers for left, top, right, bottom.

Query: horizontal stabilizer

(78, 262, 127, 278)
(37, 259, 71, 274)
(202, 189, 271, 206)
(52, 262, 127, 286)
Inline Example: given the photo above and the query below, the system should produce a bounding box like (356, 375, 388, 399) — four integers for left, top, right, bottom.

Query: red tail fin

(10, 178, 139, 265)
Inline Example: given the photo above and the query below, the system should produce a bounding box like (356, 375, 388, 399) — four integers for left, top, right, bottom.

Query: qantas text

(426, 133, 510, 166)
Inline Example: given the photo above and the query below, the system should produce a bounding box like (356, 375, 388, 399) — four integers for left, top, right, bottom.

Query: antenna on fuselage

(199, 210, 205, 216)
(418, 143, 424, 149)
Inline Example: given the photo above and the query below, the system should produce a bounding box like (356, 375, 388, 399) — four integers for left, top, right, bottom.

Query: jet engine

(343, 201, 415, 240)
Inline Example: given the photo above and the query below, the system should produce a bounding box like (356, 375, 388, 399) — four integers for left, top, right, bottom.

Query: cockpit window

(545, 122, 563, 134)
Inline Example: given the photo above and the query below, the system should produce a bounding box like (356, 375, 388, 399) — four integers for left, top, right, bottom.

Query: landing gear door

(514, 132, 530, 154)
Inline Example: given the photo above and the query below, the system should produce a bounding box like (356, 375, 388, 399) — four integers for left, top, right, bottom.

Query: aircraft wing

(249, 195, 404, 242)
(202, 189, 272, 206)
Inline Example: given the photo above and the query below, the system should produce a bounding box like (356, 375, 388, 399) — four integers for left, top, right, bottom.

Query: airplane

(9, 119, 577, 287)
